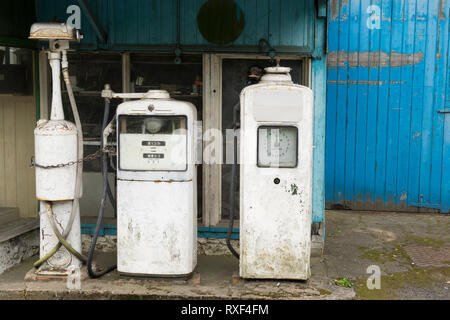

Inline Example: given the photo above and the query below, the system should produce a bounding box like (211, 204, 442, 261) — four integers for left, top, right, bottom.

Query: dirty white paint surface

(116, 92, 197, 276)
(39, 201, 81, 270)
(117, 180, 196, 276)
(35, 119, 81, 271)
(35, 119, 77, 201)
(239, 81, 313, 280)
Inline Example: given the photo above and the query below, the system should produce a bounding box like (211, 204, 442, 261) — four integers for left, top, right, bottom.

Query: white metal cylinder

(39, 200, 81, 269)
(35, 119, 77, 201)
(48, 52, 65, 120)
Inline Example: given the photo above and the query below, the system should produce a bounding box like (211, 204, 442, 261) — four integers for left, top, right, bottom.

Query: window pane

(258, 126, 298, 168)
(0, 47, 33, 95)
(61, 52, 122, 172)
(61, 52, 122, 219)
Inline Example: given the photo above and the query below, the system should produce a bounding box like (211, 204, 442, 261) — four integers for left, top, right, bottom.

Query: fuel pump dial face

(257, 126, 298, 168)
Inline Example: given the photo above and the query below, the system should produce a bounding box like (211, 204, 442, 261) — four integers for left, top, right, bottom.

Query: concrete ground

(0, 210, 449, 300)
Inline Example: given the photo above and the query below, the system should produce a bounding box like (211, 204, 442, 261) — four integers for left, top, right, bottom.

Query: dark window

(0, 46, 33, 95)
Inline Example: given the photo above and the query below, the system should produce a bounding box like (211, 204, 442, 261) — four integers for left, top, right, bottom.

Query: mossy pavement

(0, 210, 448, 300)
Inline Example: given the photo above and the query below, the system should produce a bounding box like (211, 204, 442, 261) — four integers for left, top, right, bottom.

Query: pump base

(24, 266, 88, 282)
(119, 271, 195, 280)
(118, 268, 197, 280)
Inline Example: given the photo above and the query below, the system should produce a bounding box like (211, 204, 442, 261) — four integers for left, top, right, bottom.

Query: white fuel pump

(228, 63, 314, 280)
(100, 88, 198, 276)
(29, 23, 85, 276)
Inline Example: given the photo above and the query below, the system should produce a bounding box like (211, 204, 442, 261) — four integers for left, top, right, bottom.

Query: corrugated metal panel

(109, 0, 177, 47)
(326, 0, 450, 213)
(36, 0, 316, 52)
(37, 0, 99, 49)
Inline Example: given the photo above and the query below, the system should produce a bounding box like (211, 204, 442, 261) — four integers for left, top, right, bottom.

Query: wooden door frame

(202, 53, 311, 227)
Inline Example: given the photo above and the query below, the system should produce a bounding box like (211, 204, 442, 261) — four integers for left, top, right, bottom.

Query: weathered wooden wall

(0, 96, 37, 218)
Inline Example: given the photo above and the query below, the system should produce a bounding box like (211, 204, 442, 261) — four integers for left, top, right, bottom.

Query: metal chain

(30, 145, 116, 169)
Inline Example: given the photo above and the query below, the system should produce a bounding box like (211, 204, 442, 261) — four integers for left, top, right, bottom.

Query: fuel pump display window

(257, 126, 298, 168)
(119, 115, 188, 171)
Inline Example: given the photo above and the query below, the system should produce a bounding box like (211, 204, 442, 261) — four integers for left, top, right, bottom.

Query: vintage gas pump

(228, 63, 313, 280)
(29, 23, 85, 276)
(100, 88, 198, 276)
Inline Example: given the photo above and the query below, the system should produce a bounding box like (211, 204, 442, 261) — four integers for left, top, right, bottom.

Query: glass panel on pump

(118, 115, 188, 171)
(257, 126, 298, 168)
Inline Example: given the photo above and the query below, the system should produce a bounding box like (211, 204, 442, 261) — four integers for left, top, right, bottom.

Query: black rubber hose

(226, 102, 240, 259)
(106, 177, 117, 216)
(87, 99, 117, 278)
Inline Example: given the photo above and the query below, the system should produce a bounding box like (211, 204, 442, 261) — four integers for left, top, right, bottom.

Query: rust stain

(439, 0, 447, 21)
(330, 0, 339, 21)
(53, 215, 65, 234)
(327, 80, 406, 85)
(400, 192, 407, 201)
(37, 197, 73, 201)
(328, 51, 425, 68)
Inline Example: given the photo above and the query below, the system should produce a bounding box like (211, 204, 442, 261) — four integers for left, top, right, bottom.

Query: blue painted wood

(353, 0, 371, 206)
(385, 0, 404, 206)
(81, 224, 240, 239)
(334, 0, 349, 205)
(396, 0, 416, 209)
(325, 0, 340, 204)
(326, 0, 450, 213)
(374, 0, 392, 207)
(343, 0, 360, 205)
(36, 0, 316, 52)
(407, 0, 427, 208)
(311, 6, 327, 227)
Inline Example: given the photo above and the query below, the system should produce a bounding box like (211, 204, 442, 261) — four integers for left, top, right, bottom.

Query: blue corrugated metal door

(326, 0, 450, 213)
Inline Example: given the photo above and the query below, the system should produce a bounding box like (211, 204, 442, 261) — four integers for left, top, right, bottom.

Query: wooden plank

(430, 0, 450, 207)
(38, 51, 49, 120)
(352, 0, 371, 209)
(0, 218, 39, 243)
(407, 0, 427, 207)
(418, 0, 439, 206)
(3, 98, 17, 208)
(373, 0, 393, 210)
(202, 53, 211, 227)
(386, 0, 405, 208)
(121, 52, 130, 95)
(325, 0, 340, 206)
(396, 0, 416, 210)
(0, 96, 36, 217)
(202, 54, 222, 226)
(15, 98, 29, 218)
(0, 207, 19, 224)
(26, 98, 37, 218)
